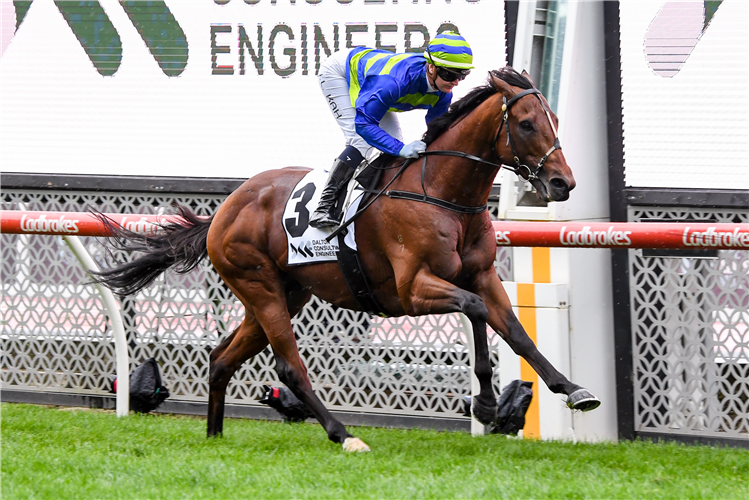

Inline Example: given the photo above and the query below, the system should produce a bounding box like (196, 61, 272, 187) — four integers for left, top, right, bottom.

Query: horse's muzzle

(548, 176, 573, 202)
(532, 176, 572, 203)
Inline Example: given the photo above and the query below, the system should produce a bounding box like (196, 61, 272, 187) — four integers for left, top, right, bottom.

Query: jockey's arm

(354, 111, 403, 157)
(353, 76, 406, 157)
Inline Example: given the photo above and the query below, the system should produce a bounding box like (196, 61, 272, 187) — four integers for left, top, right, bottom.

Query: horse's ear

(490, 72, 515, 97)
(521, 69, 536, 88)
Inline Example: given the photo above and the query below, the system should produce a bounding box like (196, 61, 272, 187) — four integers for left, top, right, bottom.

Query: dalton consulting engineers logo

(2, 0, 187, 76)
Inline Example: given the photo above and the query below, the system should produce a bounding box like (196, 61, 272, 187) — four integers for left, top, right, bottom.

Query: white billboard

(1, 0, 505, 179)
(619, 0, 748, 190)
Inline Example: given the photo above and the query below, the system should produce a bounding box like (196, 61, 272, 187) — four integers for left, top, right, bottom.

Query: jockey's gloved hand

(398, 140, 427, 159)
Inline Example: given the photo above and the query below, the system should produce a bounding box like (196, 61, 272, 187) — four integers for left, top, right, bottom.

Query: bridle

(494, 88, 561, 181)
(421, 86, 562, 182)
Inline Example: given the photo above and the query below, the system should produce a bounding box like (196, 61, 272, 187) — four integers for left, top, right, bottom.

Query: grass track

(2, 403, 747, 499)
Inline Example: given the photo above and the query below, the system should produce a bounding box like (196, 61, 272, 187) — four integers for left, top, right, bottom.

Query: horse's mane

(423, 67, 533, 145)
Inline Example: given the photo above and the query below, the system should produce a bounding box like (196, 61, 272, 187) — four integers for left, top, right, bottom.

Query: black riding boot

(309, 158, 357, 228)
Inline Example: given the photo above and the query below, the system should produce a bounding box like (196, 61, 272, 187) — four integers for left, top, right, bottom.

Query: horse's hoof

(566, 389, 601, 412)
(342, 437, 371, 452)
(472, 397, 497, 425)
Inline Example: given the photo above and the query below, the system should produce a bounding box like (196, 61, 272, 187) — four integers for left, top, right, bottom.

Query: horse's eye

(520, 121, 534, 132)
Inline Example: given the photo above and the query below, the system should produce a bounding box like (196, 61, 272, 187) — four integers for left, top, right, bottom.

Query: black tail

(91, 204, 214, 297)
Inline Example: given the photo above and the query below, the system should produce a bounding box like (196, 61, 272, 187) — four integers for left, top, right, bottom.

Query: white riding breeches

(318, 49, 403, 159)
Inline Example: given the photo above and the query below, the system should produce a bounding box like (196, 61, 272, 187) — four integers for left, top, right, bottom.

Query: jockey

(309, 31, 474, 228)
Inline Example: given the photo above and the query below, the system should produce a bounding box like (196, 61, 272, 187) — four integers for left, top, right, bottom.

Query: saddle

(331, 153, 389, 223)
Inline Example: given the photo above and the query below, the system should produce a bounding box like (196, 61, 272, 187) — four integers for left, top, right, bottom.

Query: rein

(325, 158, 414, 242)
(386, 154, 489, 214)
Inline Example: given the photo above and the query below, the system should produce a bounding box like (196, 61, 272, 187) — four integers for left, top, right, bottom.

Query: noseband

(493, 88, 562, 181)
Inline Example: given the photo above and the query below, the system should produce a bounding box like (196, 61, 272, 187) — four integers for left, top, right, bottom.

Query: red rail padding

(2, 211, 748, 250)
(0, 211, 182, 237)
(492, 221, 749, 250)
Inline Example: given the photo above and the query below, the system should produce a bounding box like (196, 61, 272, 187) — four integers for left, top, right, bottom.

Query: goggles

(436, 66, 470, 82)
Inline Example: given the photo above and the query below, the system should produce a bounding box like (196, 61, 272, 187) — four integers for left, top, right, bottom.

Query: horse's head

(490, 69, 576, 202)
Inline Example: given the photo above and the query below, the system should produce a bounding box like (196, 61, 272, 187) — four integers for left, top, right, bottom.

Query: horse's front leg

(399, 268, 498, 425)
(473, 269, 600, 411)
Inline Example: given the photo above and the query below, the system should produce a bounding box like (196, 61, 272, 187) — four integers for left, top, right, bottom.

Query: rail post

(62, 235, 129, 417)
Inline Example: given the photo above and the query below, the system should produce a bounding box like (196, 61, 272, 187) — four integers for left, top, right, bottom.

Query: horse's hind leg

(207, 315, 269, 437)
(207, 280, 312, 438)
(258, 299, 368, 450)
(221, 265, 368, 451)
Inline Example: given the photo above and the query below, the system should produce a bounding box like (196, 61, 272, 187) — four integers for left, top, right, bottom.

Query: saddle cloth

(282, 167, 363, 266)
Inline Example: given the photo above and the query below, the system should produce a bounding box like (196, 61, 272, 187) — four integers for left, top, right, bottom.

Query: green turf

(2, 403, 747, 499)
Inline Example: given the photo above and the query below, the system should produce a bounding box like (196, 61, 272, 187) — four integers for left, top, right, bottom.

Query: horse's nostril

(550, 178, 568, 192)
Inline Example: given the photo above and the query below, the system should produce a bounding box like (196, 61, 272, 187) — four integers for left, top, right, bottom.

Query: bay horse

(94, 67, 600, 452)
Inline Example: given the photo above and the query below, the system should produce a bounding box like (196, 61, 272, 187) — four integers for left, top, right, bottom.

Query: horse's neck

(425, 95, 503, 206)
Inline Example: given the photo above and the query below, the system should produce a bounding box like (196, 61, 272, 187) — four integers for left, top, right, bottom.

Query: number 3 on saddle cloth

(282, 157, 386, 315)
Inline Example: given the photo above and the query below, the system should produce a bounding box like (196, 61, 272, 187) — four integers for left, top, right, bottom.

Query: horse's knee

(463, 294, 489, 323)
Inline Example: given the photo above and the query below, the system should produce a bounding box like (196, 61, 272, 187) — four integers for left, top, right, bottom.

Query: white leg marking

(342, 437, 371, 452)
